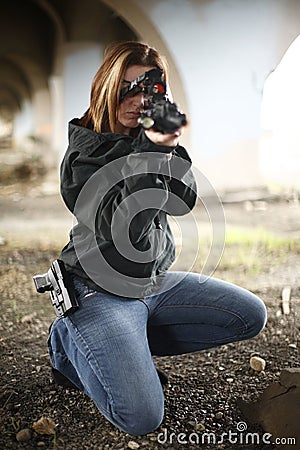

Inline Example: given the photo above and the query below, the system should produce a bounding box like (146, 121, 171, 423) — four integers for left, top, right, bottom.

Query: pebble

(250, 356, 266, 372)
(2, 245, 298, 450)
(215, 411, 224, 419)
(127, 441, 140, 449)
(32, 417, 56, 435)
(21, 313, 35, 324)
(16, 428, 32, 442)
(194, 422, 206, 431)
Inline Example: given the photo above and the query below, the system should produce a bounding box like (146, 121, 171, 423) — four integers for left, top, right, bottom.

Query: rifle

(120, 68, 187, 134)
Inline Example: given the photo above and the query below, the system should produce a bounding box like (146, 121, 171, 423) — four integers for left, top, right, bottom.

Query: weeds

(9, 417, 21, 432)
(225, 227, 300, 254)
(221, 227, 300, 272)
(190, 226, 300, 281)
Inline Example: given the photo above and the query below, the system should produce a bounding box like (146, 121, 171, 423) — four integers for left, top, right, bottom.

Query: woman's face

(116, 65, 156, 135)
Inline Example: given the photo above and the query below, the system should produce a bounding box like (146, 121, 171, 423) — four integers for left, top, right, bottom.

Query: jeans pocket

(73, 278, 97, 301)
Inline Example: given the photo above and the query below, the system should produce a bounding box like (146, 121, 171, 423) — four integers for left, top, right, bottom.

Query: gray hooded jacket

(59, 119, 197, 298)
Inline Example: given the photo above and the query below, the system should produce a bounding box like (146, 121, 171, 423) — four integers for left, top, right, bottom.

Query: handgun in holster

(33, 259, 79, 317)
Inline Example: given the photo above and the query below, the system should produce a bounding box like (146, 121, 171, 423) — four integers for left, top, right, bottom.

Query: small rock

(32, 417, 56, 435)
(215, 411, 224, 420)
(250, 356, 266, 372)
(128, 441, 140, 449)
(194, 422, 205, 431)
(281, 286, 291, 315)
(289, 343, 297, 349)
(16, 428, 32, 442)
(21, 313, 35, 324)
(280, 367, 300, 387)
(0, 236, 6, 246)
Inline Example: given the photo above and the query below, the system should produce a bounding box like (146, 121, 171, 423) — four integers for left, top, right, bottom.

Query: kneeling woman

(48, 41, 267, 436)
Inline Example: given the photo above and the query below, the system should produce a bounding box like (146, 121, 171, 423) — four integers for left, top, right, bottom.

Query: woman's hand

(145, 128, 182, 148)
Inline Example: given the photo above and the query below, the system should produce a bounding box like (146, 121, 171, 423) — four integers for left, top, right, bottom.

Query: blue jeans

(47, 271, 267, 435)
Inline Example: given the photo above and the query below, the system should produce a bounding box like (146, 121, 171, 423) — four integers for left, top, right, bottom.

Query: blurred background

(1, 0, 300, 289)
(0, 5, 299, 447)
(1, 0, 300, 194)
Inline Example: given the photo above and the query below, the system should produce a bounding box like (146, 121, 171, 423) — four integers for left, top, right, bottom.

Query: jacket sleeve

(164, 145, 197, 216)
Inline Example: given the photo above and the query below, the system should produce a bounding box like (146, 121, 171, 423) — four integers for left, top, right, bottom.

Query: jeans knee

(123, 412, 163, 436)
(246, 296, 267, 339)
(112, 401, 164, 436)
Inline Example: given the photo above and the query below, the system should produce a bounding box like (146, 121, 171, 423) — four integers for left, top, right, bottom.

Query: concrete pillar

(13, 99, 34, 148)
(61, 42, 103, 157)
(49, 74, 64, 159)
(259, 35, 300, 191)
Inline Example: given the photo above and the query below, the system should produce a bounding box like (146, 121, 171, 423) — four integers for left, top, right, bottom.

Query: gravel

(0, 245, 299, 449)
(0, 181, 299, 449)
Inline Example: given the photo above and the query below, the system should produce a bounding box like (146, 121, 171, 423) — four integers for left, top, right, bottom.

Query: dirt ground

(0, 175, 299, 449)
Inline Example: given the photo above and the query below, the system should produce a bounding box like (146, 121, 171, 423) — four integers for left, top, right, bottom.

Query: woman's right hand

(145, 127, 182, 148)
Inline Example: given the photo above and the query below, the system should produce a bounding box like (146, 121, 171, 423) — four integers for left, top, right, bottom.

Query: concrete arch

(0, 0, 58, 147)
(0, 86, 21, 115)
(4, 52, 52, 145)
(30, 0, 66, 75)
(101, 0, 190, 148)
(31, 0, 66, 43)
(7, 53, 49, 92)
(0, 57, 31, 112)
(0, 0, 140, 156)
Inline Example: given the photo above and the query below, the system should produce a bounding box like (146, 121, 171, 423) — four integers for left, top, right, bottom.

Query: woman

(48, 41, 267, 436)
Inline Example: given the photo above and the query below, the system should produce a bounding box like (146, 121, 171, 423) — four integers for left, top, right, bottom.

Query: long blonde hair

(80, 41, 168, 133)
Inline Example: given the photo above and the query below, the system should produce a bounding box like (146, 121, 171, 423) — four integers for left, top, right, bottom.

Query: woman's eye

(128, 87, 143, 97)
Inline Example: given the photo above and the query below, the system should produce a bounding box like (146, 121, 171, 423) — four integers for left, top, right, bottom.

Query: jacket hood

(60, 119, 134, 212)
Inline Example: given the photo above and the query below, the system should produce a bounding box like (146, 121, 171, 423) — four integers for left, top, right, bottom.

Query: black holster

(33, 260, 79, 317)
